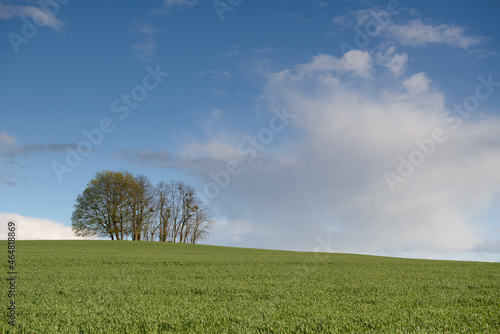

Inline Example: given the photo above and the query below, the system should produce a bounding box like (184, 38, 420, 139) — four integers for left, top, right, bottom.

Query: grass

(1, 240, 499, 333)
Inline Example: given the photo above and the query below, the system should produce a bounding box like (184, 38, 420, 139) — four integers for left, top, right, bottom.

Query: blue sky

(1, 0, 500, 261)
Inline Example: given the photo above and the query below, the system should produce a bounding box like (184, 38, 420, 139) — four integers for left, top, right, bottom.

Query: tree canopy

(71, 170, 214, 243)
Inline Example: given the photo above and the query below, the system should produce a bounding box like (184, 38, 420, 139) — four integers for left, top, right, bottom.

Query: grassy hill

(1, 240, 499, 333)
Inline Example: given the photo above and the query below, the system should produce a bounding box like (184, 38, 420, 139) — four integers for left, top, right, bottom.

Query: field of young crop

(1, 240, 499, 333)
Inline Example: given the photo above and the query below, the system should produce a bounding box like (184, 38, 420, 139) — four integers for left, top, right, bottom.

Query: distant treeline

(71, 170, 214, 243)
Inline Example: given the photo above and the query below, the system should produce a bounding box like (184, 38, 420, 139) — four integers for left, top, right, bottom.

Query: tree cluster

(71, 170, 214, 243)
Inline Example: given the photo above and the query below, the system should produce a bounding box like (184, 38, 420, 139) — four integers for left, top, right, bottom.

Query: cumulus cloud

(0, 213, 86, 240)
(271, 50, 373, 84)
(376, 46, 408, 77)
(403, 72, 431, 95)
(142, 52, 500, 256)
(265, 58, 499, 254)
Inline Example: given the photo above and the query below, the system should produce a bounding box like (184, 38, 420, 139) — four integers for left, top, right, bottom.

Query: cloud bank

(0, 213, 85, 240)
(118, 48, 500, 256)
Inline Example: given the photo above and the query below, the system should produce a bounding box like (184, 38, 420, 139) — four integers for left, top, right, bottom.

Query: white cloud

(207, 219, 282, 249)
(403, 72, 431, 95)
(131, 23, 156, 36)
(260, 57, 499, 254)
(342, 50, 374, 77)
(212, 89, 226, 96)
(339, 9, 481, 50)
(386, 19, 481, 49)
(193, 70, 232, 81)
(170, 53, 500, 256)
(211, 109, 223, 117)
(272, 50, 373, 83)
(131, 21, 156, 62)
(151, 0, 198, 14)
(185, 141, 243, 163)
(353, 9, 373, 26)
(376, 46, 408, 77)
(163, 0, 198, 6)
(221, 50, 240, 58)
(0, 132, 16, 145)
(0, 213, 86, 240)
(132, 40, 156, 62)
(0, 2, 63, 30)
(252, 47, 272, 53)
(331, 14, 350, 27)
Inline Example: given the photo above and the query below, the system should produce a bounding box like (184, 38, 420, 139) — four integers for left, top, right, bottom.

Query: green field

(1, 240, 499, 333)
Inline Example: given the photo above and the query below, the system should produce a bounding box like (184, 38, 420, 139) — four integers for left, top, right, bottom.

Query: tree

(72, 170, 135, 240)
(177, 182, 196, 243)
(154, 180, 194, 242)
(126, 174, 155, 241)
(72, 170, 214, 244)
(189, 200, 214, 244)
(155, 180, 172, 242)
